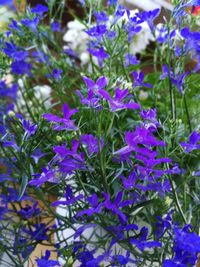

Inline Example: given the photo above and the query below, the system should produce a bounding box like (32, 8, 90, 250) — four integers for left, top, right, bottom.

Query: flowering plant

(1, 0, 200, 266)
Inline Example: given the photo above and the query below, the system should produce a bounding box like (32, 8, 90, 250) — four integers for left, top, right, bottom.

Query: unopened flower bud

(165, 196, 171, 207)
(56, 136, 62, 142)
(8, 110, 15, 117)
(139, 90, 148, 100)
(125, 82, 132, 89)
(67, 256, 73, 265)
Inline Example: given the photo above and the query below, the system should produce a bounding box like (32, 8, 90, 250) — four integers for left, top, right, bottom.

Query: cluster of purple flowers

(1, 1, 200, 266)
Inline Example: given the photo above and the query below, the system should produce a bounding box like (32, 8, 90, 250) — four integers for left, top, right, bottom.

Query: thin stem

(167, 66, 176, 121)
(98, 111, 109, 192)
(183, 93, 192, 133)
(169, 176, 187, 224)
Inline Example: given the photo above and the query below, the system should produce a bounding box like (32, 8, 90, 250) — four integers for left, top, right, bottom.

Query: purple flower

(51, 185, 84, 207)
(164, 225, 200, 266)
(77, 75, 107, 108)
(31, 149, 46, 164)
(160, 64, 173, 80)
(108, 0, 118, 5)
(80, 134, 103, 156)
(13, 238, 34, 259)
(140, 108, 159, 130)
(111, 251, 136, 266)
(114, 126, 166, 156)
(180, 131, 200, 153)
(82, 75, 107, 92)
(136, 153, 171, 168)
(32, 49, 49, 63)
(140, 109, 157, 122)
(21, 17, 39, 33)
(125, 14, 143, 42)
(51, 21, 61, 32)
(174, 225, 200, 254)
(64, 48, 78, 58)
(29, 167, 58, 187)
(102, 191, 133, 223)
(99, 88, 140, 111)
(18, 202, 41, 219)
(22, 119, 37, 139)
(94, 11, 108, 23)
(76, 193, 103, 217)
(120, 171, 137, 190)
(163, 259, 189, 267)
(130, 226, 162, 251)
(156, 25, 168, 44)
(136, 8, 160, 32)
(86, 25, 107, 38)
(53, 140, 87, 174)
(8, 19, 21, 31)
(76, 90, 101, 109)
(171, 72, 189, 94)
(36, 251, 61, 267)
(76, 247, 99, 267)
(124, 53, 140, 67)
(87, 47, 109, 67)
(107, 224, 138, 241)
(3, 41, 28, 61)
(180, 27, 200, 71)
(114, 5, 126, 23)
(155, 211, 173, 239)
(106, 30, 116, 40)
(52, 68, 62, 80)
(22, 223, 50, 241)
(31, 4, 48, 17)
(0, 81, 18, 99)
(43, 103, 78, 131)
(136, 180, 171, 196)
(11, 60, 32, 75)
(132, 71, 153, 88)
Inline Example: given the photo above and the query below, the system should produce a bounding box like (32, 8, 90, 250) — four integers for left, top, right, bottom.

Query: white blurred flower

(63, 20, 87, 50)
(79, 51, 90, 65)
(129, 22, 154, 54)
(16, 82, 52, 113)
(63, 20, 89, 65)
(123, 0, 172, 11)
(0, 6, 14, 29)
(34, 85, 52, 108)
(3, 74, 13, 85)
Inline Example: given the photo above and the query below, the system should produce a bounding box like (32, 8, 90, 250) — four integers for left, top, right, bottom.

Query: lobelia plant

(1, 0, 200, 266)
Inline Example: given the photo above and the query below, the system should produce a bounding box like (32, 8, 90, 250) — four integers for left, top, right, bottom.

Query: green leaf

(18, 174, 28, 200)
(130, 200, 155, 216)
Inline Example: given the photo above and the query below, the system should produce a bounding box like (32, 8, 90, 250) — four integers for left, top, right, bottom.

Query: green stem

(183, 93, 192, 133)
(98, 112, 108, 192)
(167, 65, 176, 121)
(169, 176, 187, 224)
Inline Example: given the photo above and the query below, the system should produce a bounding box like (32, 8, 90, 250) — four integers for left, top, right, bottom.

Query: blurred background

(0, 0, 173, 30)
